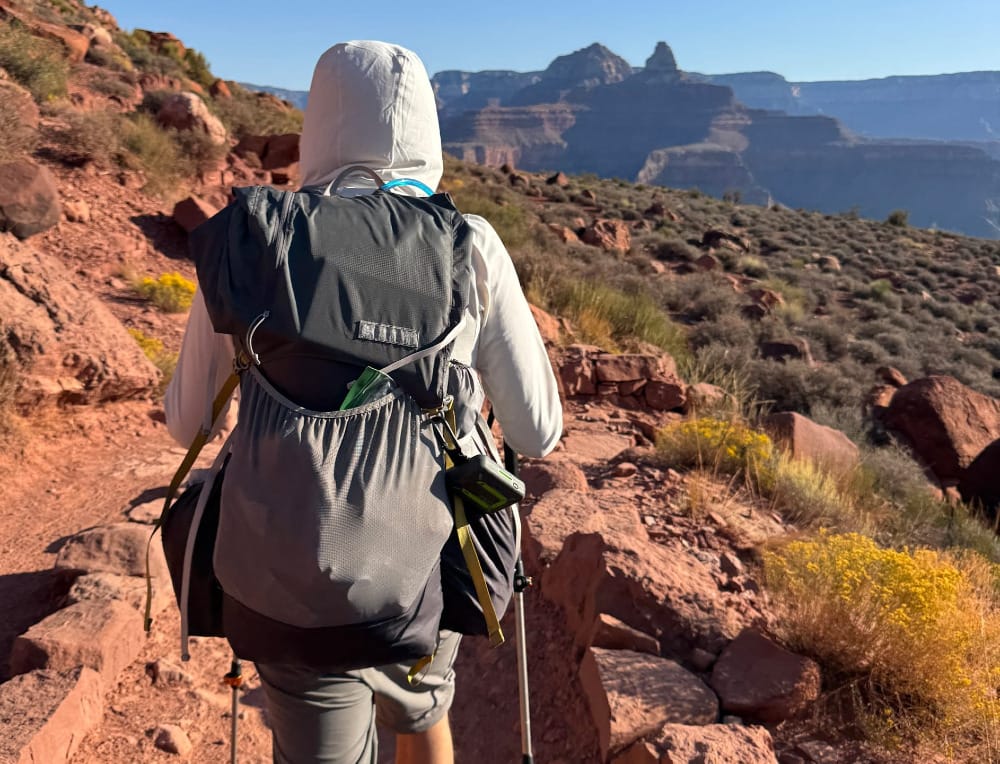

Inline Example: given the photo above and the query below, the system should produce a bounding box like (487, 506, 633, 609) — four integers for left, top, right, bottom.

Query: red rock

(0, 78, 39, 130)
(557, 346, 598, 396)
(0, 667, 103, 764)
(580, 647, 719, 759)
(613, 462, 638, 478)
(260, 132, 301, 170)
(209, 78, 232, 98)
(138, 72, 185, 93)
(500, 162, 514, 174)
(644, 380, 687, 411)
(559, 429, 634, 463)
(701, 229, 750, 252)
(594, 353, 675, 383)
(582, 219, 631, 253)
(157, 92, 227, 145)
(618, 379, 648, 396)
(0, 160, 60, 239)
(172, 195, 221, 233)
(763, 412, 859, 475)
(864, 384, 896, 416)
(522, 489, 601, 569)
(66, 571, 171, 618)
(55, 522, 170, 582)
(154, 724, 193, 756)
(613, 723, 778, 763)
(877, 366, 908, 388)
(543, 526, 742, 660)
(9, 600, 144, 688)
(695, 253, 720, 271)
(0, 237, 158, 407)
(547, 223, 580, 244)
(519, 458, 588, 498)
(644, 201, 666, 217)
(958, 439, 1000, 521)
(546, 171, 569, 186)
(529, 303, 561, 345)
(684, 382, 727, 414)
(709, 629, 821, 723)
(589, 613, 660, 655)
(883, 376, 1000, 483)
(747, 288, 784, 309)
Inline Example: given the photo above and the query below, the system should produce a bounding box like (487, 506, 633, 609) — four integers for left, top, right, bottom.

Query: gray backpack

(157, 174, 515, 672)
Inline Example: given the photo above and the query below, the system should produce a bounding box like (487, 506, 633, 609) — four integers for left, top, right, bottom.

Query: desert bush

(661, 273, 741, 323)
(763, 454, 864, 530)
(46, 108, 122, 167)
(655, 417, 773, 479)
(128, 328, 177, 395)
(651, 237, 697, 262)
(0, 22, 68, 102)
(119, 113, 191, 198)
(549, 279, 688, 357)
(0, 93, 37, 160)
(451, 189, 533, 251)
(886, 209, 909, 227)
(133, 272, 195, 313)
(764, 533, 1000, 755)
(212, 84, 304, 141)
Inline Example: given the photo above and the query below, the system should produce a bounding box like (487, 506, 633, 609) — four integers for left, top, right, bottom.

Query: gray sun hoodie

(165, 40, 562, 458)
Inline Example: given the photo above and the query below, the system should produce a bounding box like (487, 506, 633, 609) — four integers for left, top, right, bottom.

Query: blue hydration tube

(381, 178, 435, 196)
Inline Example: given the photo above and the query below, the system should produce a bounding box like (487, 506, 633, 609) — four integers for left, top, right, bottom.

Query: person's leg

(257, 662, 378, 763)
(361, 630, 462, 762)
(394, 714, 454, 764)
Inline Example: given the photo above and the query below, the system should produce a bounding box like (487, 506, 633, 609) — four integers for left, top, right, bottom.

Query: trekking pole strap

(144, 370, 241, 632)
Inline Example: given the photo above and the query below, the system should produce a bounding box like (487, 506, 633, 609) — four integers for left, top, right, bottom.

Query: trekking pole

(504, 442, 534, 764)
(223, 657, 244, 764)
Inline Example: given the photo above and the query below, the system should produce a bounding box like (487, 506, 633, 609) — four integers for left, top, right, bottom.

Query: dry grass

(0, 22, 68, 102)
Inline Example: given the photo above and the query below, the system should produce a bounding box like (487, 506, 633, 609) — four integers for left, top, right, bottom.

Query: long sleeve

(465, 215, 563, 458)
(164, 288, 236, 447)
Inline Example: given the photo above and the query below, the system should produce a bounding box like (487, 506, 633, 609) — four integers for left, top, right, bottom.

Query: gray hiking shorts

(256, 630, 462, 763)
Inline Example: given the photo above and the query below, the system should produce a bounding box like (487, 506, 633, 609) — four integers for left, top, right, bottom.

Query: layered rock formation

(436, 42, 1000, 238)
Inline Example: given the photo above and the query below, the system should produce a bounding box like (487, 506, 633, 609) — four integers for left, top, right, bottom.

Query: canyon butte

(433, 42, 1000, 238)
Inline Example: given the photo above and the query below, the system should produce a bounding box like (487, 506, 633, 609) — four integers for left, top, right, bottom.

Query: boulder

(55, 522, 169, 582)
(172, 195, 221, 233)
(154, 724, 193, 756)
(644, 380, 687, 412)
(594, 353, 677, 383)
(260, 132, 300, 171)
(543, 525, 743, 661)
(588, 613, 660, 656)
(522, 489, 602, 569)
(864, 384, 896, 416)
(958, 439, 1000, 521)
(529, 303, 561, 345)
(0, 235, 158, 406)
(695, 253, 720, 271)
(156, 92, 227, 145)
(9, 600, 144, 688)
(558, 345, 599, 396)
(65, 571, 171, 618)
(817, 255, 841, 272)
(209, 78, 232, 98)
(763, 412, 859, 475)
(547, 223, 580, 244)
(701, 229, 750, 252)
(709, 629, 821, 723)
(0, 667, 103, 764)
(519, 458, 588, 498)
(582, 219, 631, 253)
(580, 647, 719, 759)
(0, 78, 40, 130)
(876, 366, 908, 387)
(684, 383, 727, 414)
(613, 723, 778, 764)
(0, 160, 60, 239)
(546, 171, 569, 187)
(882, 376, 1000, 483)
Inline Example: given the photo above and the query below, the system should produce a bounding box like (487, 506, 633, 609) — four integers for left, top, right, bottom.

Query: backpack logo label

(355, 320, 420, 348)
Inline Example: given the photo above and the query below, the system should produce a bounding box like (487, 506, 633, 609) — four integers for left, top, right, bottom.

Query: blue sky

(98, 0, 999, 91)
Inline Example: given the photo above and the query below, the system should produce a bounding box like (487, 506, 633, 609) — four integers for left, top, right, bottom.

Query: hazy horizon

(97, 0, 1000, 91)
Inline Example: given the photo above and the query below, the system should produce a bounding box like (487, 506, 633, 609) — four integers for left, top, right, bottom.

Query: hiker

(164, 40, 562, 764)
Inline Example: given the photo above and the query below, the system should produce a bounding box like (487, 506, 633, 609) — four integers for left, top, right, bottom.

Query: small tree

(886, 209, 909, 227)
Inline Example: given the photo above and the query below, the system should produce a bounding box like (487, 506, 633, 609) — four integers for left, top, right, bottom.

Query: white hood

(299, 41, 442, 193)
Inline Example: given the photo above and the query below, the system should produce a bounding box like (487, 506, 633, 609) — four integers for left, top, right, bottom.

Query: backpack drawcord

(244, 311, 270, 366)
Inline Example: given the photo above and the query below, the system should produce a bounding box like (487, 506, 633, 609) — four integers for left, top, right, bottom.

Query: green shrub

(119, 113, 191, 198)
(550, 279, 688, 358)
(46, 108, 122, 167)
(212, 84, 304, 142)
(886, 209, 910, 227)
(451, 189, 532, 250)
(133, 272, 196, 313)
(0, 22, 68, 102)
